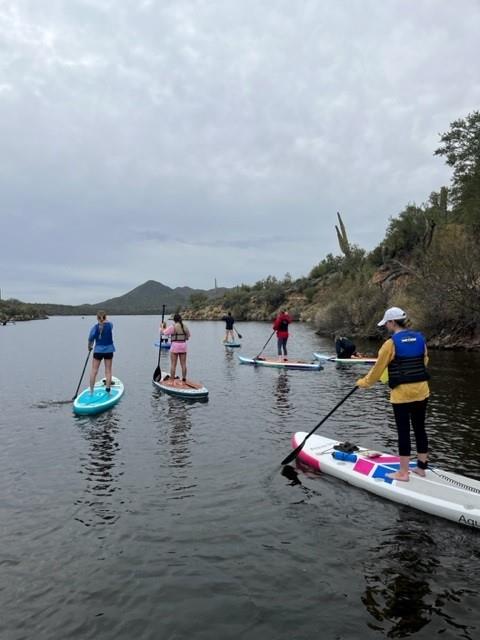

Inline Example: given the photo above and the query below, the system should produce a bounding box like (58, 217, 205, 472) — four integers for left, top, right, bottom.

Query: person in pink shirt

(160, 313, 191, 381)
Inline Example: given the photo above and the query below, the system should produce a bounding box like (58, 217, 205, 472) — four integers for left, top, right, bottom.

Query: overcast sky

(1, 0, 480, 304)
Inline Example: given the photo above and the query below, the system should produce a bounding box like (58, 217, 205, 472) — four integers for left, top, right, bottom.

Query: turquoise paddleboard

(73, 376, 125, 415)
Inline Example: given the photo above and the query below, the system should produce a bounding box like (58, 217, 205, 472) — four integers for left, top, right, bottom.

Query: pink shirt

(161, 324, 189, 354)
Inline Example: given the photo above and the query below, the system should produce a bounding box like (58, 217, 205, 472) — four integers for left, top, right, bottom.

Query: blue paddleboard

(73, 376, 125, 415)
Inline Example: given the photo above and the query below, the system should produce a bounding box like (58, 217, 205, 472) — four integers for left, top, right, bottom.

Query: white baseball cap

(377, 306, 407, 326)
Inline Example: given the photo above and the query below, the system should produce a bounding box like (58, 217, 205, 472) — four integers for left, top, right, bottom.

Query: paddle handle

(72, 350, 92, 400)
(153, 304, 167, 381)
(281, 386, 358, 465)
(157, 304, 166, 366)
(255, 329, 276, 360)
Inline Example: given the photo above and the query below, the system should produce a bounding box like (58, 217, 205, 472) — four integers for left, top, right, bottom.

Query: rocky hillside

(184, 111, 480, 350)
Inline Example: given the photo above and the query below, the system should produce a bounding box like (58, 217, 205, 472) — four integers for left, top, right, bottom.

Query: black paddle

(72, 350, 92, 400)
(153, 304, 166, 381)
(234, 327, 242, 339)
(281, 386, 358, 465)
(254, 329, 276, 362)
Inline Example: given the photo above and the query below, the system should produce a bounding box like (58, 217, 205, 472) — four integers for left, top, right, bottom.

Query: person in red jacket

(273, 310, 293, 361)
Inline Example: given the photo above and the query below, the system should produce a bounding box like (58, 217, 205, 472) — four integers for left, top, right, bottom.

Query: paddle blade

(153, 366, 161, 381)
(281, 441, 305, 466)
(281, 464, 302, 485)
(237, 333, 242, 339)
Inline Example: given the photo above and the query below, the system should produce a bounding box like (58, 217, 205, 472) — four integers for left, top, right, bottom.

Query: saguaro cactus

(439, 186, 448, 218)
(335, 212, 351, 257)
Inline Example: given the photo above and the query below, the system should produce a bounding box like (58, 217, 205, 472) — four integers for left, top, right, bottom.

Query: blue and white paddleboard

(73, 376, 125, 415)
(313, 352, 377, 364)
(154, 340, 171, 350)
(224, 341, 241, 348)
(239, 355, 322, 370)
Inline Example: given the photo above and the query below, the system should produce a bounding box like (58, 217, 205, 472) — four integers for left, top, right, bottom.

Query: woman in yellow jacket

(356, 307, 430, 482)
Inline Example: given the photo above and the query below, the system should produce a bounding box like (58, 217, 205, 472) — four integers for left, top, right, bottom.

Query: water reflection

(427, 354, 480, 477)
(222, 347, 236, 382)
(273, 371, 293, 417)
(361, 516, 476, 638)
(74, 413, 121, 529)
(153, 396, 198, 502)
(166, 397, 192, 469)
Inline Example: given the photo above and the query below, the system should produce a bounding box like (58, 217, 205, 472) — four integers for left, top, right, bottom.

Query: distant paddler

(273, 309, 292, 362)
(222, 311, 236, 343)
(335, 334, 357, 359)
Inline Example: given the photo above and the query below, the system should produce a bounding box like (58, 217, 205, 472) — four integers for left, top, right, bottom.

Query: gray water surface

(1, 317, 479, 639)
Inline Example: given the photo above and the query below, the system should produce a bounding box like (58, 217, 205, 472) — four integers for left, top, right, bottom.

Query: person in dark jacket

(222, 311, 235, 343)
(335, 335, 357, 359)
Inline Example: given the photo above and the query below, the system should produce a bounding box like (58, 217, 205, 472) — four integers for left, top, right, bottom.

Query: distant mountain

(33, 280, 229, 315)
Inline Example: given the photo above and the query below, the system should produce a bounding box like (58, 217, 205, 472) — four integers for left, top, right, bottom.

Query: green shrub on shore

(184, 110, 480, 348)
(0, 299, 47, 323)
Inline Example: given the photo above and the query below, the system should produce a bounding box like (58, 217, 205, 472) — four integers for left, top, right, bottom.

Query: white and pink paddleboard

(153, 371, 208, 399)
(291, 432, 480, 529)
(239, 355, 322, 370)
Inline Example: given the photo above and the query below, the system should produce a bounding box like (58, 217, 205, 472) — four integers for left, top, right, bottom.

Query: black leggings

(277, 337, 288, 356)
(392, 399, 428, 457)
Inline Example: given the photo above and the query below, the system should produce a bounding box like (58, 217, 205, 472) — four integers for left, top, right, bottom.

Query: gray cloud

(1, 0, 480, 303)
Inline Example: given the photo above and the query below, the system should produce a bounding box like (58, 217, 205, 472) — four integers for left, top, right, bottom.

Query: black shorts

(93, 352, 114, 361)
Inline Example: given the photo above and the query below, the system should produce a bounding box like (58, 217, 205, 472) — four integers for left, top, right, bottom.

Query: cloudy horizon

(1, 0, 480, 304)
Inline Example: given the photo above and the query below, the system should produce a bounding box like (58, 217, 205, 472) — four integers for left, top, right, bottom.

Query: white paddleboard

(239, 355, 322, 370)
(153, 371, 209, 399)
(291, 432, 480, 529)
(313, 352, 377, 364)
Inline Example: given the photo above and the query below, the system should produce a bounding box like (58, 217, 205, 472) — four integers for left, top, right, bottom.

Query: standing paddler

(355, 307, 430, 481)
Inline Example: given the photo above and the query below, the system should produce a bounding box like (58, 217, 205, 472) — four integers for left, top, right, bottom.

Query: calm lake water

(1, 316, 479, 640)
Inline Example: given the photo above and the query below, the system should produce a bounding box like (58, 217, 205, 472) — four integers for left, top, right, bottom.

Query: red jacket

(273, 313, 292, 338)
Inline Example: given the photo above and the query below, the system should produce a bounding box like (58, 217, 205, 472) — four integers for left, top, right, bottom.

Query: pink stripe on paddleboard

(291, 435, 321, 471)
(353, 458, 374, 475)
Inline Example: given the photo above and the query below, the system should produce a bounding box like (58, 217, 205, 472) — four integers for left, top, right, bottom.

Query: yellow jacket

(356, 337, 430, 404)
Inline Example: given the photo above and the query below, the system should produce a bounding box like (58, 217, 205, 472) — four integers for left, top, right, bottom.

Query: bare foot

(412, 467, 426, 477)
(387, 471, 409, 482)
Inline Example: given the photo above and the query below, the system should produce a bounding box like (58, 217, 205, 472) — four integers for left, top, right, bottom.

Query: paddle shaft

(281, 386, 358, 465)
(234, 327, 242, 339)
(72, 350, 92, 400)
(153, 304, 166, 380)
(255, 329, 276, 360)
